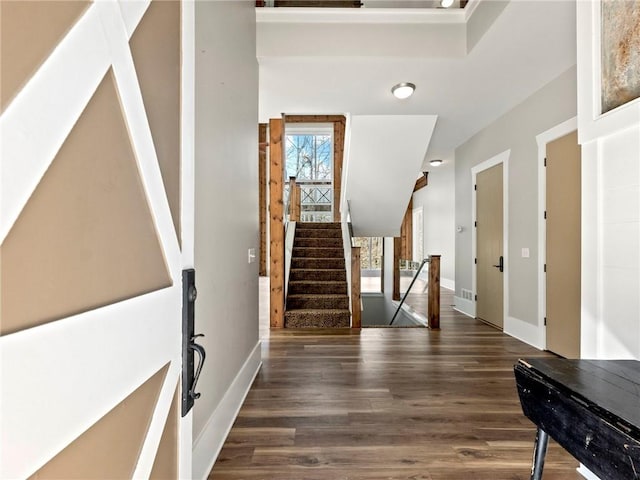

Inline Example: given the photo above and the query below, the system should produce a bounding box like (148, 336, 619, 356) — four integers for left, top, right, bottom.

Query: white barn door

(0, 1, 194, 477)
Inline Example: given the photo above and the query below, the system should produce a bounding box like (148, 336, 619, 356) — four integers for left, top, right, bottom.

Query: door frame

(536, 117, 578, 351)
(471, 150, 510, 326)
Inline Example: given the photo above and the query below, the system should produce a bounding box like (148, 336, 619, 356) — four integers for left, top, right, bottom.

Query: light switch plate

(248, 248, 256, 264)
(522, 248, 530, 258)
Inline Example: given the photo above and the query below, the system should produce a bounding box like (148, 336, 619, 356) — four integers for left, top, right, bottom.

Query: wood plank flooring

(209, 281, 580, 479)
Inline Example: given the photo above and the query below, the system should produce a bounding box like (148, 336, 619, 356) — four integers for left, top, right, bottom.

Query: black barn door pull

(189, 334, 206, 400)
(182, 269, 206, 417)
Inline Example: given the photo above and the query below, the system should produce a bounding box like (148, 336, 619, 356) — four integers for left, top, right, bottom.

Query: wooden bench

(514, 358, 640, 480)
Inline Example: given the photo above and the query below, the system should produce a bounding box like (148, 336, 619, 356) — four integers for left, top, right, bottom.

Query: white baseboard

(453, 296, 475, 318)
(192, 341, 262, 480)
(577, 465, 601, 480)
(504, 316, 543, 350)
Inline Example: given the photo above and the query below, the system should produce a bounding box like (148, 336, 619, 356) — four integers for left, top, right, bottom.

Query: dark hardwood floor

(209, 282, 579, 479)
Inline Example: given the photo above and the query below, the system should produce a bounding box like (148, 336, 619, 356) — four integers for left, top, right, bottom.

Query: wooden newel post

(428, 255, 441, 329)
(351, 246, 361, 328)
(289, 176, 299, 222)
(392, 237, 401, 301)
(269, 118, 284, 328)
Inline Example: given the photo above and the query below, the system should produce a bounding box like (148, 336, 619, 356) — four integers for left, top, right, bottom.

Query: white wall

(578, 2, 640, 360)
(454, 66, 577, 346)
(192, 2, 261, 478)
(412, 158, 455, 290)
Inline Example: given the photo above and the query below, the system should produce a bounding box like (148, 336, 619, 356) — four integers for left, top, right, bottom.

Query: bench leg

(531, 427, 549, 480)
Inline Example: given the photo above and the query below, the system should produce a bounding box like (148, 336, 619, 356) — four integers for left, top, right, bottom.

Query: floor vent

(461, 289, 473, 301)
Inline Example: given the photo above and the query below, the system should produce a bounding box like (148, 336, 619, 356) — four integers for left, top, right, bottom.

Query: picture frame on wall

(600, 0, 640, 114)
(577, 0, 640, 143)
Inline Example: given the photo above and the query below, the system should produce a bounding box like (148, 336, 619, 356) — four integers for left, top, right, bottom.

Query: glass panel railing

(399, 259, 428, 296)
(390, 258, 430, 326)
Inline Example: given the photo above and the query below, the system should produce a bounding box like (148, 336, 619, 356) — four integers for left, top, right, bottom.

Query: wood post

(258, 123, 267, 276)
(428, 255, 441, 329)
(269, 118, 284, 328)
(289, 176, 299, 222)
(393, 237, 401, 301)
(351, 246, 361, 328)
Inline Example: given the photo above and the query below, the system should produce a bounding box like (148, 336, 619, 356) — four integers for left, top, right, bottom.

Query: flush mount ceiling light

(391, 82, 416, 100)
(441, 0, 455, 7)
(430, 159, 444, 167)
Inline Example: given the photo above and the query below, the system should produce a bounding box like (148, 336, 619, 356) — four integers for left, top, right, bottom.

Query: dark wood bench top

(518, 358, 640, 438)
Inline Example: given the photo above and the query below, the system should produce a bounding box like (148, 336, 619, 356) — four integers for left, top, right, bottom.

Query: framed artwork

(600, 0, 640, 114)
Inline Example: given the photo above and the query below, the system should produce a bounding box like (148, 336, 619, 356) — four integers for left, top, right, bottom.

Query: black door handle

(182, 268, 206, 417)
(492, 256, 504, 273)
(189, 336, 206, 401)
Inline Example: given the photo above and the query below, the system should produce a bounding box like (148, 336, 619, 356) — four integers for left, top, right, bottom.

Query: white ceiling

(257, 0, 577, 234)
(258, 0, 577, 164)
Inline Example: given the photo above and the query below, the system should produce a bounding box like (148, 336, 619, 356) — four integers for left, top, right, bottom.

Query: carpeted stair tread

(294, 237, 343, 247)
(284, 309, 350, 328)
(292, 247, 344, 258)
(296, 222, 341, 229)
(286, 308, 350, 313)
(295, 228, 342, 238)
(288, 280, 347, 295)
(286, 294, 349, 310)
(290, 268, 346, 281)
(292, 258, 345, 269)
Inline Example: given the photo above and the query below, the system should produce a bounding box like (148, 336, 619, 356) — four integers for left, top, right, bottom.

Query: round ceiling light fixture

(391, 82, 416, 100)
(430, 159, 444, 167)
(441, 0, 455, 7)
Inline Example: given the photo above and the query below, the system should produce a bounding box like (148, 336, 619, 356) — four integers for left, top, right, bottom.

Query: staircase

(285, 222, 351, 328)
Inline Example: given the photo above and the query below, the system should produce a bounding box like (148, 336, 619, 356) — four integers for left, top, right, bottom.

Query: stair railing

(390, 255, 441, 328)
